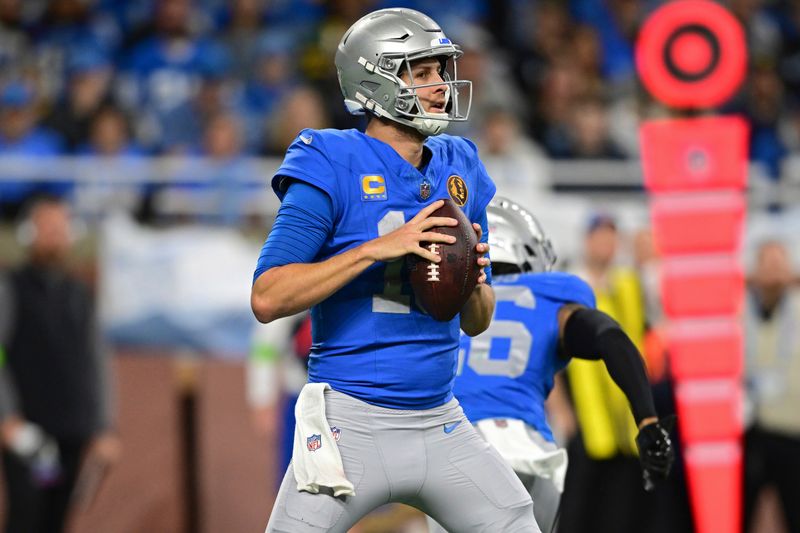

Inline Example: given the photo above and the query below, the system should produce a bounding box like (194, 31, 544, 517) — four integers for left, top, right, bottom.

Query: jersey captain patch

(447, 175, 468, 206)
(361, 174, 387, 201)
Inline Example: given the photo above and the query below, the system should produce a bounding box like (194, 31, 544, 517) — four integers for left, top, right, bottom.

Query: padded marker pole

(636, 2, 748, 533)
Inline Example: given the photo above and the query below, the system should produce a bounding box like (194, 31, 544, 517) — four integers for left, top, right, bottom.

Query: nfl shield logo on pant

(307, 434, 322, 452)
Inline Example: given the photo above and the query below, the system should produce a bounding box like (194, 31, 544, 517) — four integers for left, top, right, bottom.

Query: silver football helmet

(335, 8, 472, 136)
(487, 197, 557, 274)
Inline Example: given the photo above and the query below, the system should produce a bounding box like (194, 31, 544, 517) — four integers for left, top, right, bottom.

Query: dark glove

(7, 422, 62, 487)
(636, 414, 676, 492)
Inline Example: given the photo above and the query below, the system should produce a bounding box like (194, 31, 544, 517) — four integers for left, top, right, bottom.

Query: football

(406, 199, 480, 321)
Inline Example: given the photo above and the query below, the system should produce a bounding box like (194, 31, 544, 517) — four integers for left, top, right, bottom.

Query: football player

(251, 8, 540, 533)
(428, 198, 675, 533)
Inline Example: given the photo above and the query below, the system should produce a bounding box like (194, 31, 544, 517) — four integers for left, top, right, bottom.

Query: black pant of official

(744, 427, 800, 533)
(2, 440, 86, 533)
(557, 433, 694, 533)
(557, 436, 650, 533)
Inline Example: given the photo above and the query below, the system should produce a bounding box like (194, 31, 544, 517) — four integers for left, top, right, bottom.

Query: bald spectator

(744, 239, 800, 533)
(0, 196, 120, 533)
(477, 106, 550, 204)
(263, 85, 330, 156)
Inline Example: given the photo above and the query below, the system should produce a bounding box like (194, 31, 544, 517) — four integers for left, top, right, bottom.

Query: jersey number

(459, 285, 535, 378)
(372, 211, 411, 314)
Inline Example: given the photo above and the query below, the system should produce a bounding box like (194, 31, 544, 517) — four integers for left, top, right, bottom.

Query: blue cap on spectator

(198, 44, 232, 80)
(255, 30, 296, 58)
(586, 212, 617, 233)
(67, 46, 111, 76)
(0, 82, 34, 108)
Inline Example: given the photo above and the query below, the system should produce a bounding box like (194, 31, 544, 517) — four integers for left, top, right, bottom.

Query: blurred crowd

(2, 0, 800, 219)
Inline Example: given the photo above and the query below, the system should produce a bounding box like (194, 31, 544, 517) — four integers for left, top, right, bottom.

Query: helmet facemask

(390, 54, 472, 135)
(345, 47, 472, 136)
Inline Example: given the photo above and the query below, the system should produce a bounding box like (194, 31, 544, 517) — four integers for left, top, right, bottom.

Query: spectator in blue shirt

(240, 30, 299, 152)
(0, 82, 66, 220)
(44, 45, 115, 151)
(118, 0, 230, 151)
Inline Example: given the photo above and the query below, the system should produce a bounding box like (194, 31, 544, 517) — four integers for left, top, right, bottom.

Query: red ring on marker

(636, 0, 746, 108)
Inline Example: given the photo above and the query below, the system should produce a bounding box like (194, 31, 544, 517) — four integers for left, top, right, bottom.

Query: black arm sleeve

(562, 307, 657, 424)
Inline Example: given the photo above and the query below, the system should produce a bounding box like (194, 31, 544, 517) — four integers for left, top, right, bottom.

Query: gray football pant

(427, 425, 561, 533)
(265, 389, 539, 533)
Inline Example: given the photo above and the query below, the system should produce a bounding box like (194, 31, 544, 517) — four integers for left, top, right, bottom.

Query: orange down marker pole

(636, 2, 748, 533)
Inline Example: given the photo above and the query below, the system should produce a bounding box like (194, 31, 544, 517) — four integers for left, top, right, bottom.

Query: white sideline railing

(0, 156, 793, 217)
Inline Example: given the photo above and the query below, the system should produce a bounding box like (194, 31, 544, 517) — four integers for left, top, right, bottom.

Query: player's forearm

(460, 284, 495, 336)
(251, 245, 377, 323)
(562, 308, 657, 423)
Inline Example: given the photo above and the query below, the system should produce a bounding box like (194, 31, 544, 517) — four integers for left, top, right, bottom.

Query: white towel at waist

(476, 418, 569, 493)
(292, 383, 355, 497)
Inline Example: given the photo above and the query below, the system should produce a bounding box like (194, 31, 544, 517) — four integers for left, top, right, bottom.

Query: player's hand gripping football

(366, 199, 457, 263)
(471, 223, 490, 284)
(636, 415, 676, 492)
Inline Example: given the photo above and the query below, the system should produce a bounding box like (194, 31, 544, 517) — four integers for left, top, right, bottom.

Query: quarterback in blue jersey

(428, 198, 676, 533)
(251, 8, 540, 533)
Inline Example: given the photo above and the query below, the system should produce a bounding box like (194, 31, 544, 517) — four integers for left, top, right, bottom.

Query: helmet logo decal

(447, 175, 468, 206)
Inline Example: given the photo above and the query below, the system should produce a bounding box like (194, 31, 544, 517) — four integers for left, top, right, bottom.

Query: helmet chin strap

(399, 82, 452, 136)
(412, 113, 449, 135)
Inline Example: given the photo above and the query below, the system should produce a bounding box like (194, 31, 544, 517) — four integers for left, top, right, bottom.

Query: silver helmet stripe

(487, 198, 557, 274)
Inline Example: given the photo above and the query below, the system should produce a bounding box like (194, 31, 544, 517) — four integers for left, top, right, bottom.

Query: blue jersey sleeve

(271, 129, 339, 217)
(253, 181, 334, 283)
(530, 272, 596, 308)
(462, 137, 497, 216)
(474, 208, 492, 286)
(461, 137, 495, 286)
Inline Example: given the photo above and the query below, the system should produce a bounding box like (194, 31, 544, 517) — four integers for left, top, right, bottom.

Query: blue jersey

(453, 272, 595, 441)
(271, 128, 496, 410)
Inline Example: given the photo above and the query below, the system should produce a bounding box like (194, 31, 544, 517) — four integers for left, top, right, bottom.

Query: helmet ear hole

(360, 80, 381, 93)
(492, 262, 522, 276)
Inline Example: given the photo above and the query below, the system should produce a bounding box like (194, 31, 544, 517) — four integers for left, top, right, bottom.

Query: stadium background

(0, 0, 796, 531)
